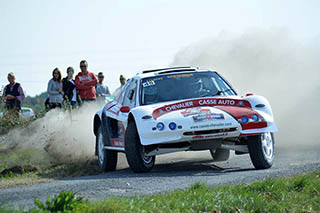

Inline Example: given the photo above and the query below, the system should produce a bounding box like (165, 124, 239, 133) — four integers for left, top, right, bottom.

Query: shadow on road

(64, 157, 255, 181)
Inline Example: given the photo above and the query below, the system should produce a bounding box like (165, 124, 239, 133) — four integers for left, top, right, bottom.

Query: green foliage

(0, 91, 48, 135)
(34, 190, 87, 212)
(0, 110, 32, 135)
(0, 89, 47, 114)
(22, 92, 48, 114)
(1, 169, 319, 212)
(88, 170, 320, 212)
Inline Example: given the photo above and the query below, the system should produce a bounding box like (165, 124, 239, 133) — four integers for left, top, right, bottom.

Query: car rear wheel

(209, 148, 230, 162)
(97, 126, 118, 172)
(248, 132, 274, 169)
(125, 121, 155, 173)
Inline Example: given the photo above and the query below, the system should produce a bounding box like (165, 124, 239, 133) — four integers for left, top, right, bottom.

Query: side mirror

(120, 106, 130, 113)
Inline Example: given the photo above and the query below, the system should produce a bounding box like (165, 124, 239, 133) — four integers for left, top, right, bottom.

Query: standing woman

(47, 68, 64, 109)
(62, 66, 80, 107)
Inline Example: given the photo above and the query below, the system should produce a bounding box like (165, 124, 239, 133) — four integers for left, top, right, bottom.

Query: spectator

(47, 68, 64, 109)
(62, 67, 81, 107)
(119, 74, 126, 86)
(112, 74, 126, 96)
(2, 72, 25, 112)
(75, 60, 98, 102)
(96, 72, 110, 100)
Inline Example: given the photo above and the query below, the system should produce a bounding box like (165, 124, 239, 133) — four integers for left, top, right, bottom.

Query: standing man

(112, 74, 127, 96)
(96, 72, 110, 100)
(75, 60, 98, 102)
(2, 72, 25, 112)
(119, 74, 126, 87)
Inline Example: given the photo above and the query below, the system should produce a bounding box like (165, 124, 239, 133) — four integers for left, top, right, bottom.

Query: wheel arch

(127, 112, 136, 125)
(93, 114, 101, 136)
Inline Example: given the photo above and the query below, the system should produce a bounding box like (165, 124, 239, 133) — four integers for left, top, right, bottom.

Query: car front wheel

(247, 132, 275, 169)
(125, 121, 155, 173)
(97, 126, 118, 172)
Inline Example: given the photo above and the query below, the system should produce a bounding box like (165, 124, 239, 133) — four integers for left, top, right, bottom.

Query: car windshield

(140, 71, 236, 105)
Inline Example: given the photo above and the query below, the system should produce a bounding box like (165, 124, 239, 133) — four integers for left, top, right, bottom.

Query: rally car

(93, 67, 277, 173)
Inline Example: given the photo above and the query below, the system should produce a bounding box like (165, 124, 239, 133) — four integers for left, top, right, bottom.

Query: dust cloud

(171, 29, 320, 150)
(1, 102, 101, 169)
(1, 29, 319, 171)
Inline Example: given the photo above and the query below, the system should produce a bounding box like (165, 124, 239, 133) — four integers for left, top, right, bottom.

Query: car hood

(130, 96, 277, 145)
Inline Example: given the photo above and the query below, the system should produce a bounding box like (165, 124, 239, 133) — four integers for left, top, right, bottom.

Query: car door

(119, 79, 137, 127)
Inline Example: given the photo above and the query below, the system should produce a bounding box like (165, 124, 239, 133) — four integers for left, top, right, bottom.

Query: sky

(0, 0, 319, 96)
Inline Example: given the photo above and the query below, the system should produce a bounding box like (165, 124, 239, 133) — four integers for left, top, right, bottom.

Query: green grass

(85, 170, 320, 212)
(3, 169, 318, 212)
(0, 139, 100, 188)
(0, 161, 100, 189)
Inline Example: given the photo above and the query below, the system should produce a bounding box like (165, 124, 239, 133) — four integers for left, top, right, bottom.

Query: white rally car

(93, 67, 277, 173)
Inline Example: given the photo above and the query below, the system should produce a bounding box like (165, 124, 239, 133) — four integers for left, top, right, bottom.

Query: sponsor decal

(190, 122, 232, 129)
(107, 105, 120, 115)
(110, 139, 124, 147)
(167, 74, 193, 78)
(159, 109, 165, 115)
(192, 132, 228, 139)
(238, 101, 244, 107)
(152, 98, 251, 119)
(192, 113, 225, 122)
(180, 108, 210, 117)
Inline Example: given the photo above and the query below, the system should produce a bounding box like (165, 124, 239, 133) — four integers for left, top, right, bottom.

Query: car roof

(134, 67, 216, 79)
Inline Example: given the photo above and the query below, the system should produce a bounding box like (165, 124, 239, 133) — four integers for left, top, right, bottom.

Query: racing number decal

(142, 80, 155, 87)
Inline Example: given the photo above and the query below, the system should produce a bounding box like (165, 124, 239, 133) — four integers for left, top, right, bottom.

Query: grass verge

(3, 169, 320, 212)
(0, 161, 100, 189)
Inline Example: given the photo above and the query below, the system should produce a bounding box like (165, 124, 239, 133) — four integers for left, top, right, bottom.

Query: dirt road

(1, 145, 319, 210)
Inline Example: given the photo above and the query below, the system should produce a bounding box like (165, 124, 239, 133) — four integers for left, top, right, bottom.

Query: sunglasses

(80, 65, 87, 68)
(98, 76, 104, 79)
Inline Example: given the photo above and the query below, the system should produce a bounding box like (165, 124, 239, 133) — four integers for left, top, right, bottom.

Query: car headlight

(156, 122, 165, 131)
(251, 114, 259, 122)
(241, 116, 249, 124)
(169, 122, 177, 130)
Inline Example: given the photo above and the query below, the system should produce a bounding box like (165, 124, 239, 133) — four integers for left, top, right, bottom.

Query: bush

(0, 110, 32, 135)
(34, 190, 87, 212)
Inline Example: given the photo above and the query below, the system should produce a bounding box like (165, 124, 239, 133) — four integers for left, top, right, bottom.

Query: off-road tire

(248, 132, 275, 169)
(96, 126, 118, 172)
(209, 148, 230, 162)
(125, 121, 155, 173)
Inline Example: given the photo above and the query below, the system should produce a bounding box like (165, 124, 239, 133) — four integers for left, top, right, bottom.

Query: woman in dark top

(62, 67, 80, 107)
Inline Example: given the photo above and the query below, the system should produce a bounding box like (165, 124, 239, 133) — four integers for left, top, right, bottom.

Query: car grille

(183, 127, 238, 136)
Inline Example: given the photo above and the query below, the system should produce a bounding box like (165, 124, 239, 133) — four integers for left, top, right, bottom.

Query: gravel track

(0, 145, 319, 210)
